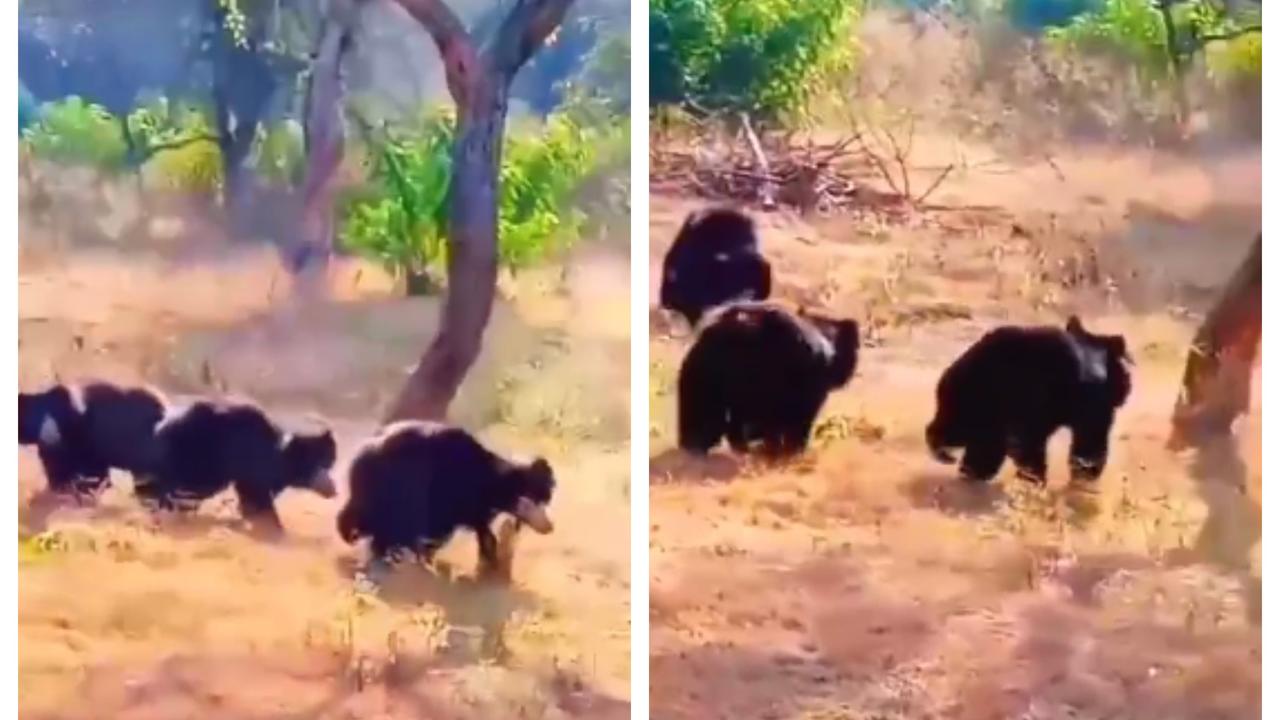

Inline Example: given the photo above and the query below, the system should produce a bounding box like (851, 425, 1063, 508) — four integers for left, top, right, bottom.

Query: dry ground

(647, 138, 1261, 720)
(18, 223, 631, 719)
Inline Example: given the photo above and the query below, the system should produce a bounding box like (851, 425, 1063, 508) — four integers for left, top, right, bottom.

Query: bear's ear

(530, 457, 552, 477)
(1065, 315, 1085, 335)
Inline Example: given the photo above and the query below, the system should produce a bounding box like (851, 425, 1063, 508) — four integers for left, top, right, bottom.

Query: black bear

(926, 316, 1132, 485)
(660, 206, 772, 326)
(678, 301, 860, 458)
(135, 399, 337, 535)
(337, 421, 556, 575)
(18, 381, 167, 495)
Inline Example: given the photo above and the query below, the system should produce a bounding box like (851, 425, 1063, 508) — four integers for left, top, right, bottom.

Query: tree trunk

(383, 0, 575, 423)
(206, 0, 278, 231)
(1170, 233, 1262, 449)
(1156, 0, 1190, 131)
(291, 0, 360, 282)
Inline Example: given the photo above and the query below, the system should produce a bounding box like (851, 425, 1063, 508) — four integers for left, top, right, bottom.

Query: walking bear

(678, 301, 860, 458)
(337, 421, 556, 575)
(660, 206, 772, 326)
(135, 399, 337, 535)
(926, 316, 1132, 485)
(18, 381, 167, 496)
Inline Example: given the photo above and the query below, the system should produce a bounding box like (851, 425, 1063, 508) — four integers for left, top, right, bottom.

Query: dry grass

(18, 203, 631, 719)
(647, 122, 1260, 718)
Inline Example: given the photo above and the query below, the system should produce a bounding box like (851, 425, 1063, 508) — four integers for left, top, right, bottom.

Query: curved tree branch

(391, 0, 476, 106)
(485, 0, 576, 81)
(292, 0, 363, 279)
(1197, 25, 1262, 45)
(382, 0, 577, 423)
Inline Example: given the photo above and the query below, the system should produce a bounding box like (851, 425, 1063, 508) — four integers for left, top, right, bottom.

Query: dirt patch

(19, 227, 631, 718)
(648, 126, 1259, 718)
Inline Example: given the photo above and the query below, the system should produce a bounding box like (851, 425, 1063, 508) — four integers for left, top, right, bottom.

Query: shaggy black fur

(660, 206, 772, 326)
(136, 399, 337, 534)
(926, 316, 1132, 484)
(337, 421, 556, 573)
(18, 381, 167, 495)
(678, 301, 859, 458)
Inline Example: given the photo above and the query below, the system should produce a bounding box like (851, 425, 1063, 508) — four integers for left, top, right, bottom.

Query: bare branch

(486, 0, 577, 81)
(141, 134, 219, 159)
(1198, 25, 1261, 44)
(916, 164, 955, 206)
(391, 0, 477, 104)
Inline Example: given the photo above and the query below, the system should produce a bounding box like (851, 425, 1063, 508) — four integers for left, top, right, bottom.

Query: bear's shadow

(649, 448, 746, 485)
(334, 553, 539, 665)
(902, 470, 1007, 517)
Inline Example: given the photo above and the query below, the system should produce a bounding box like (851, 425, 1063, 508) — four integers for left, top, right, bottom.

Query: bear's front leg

(1067, 402, 1117, 487)
(960, 433, 1006, 483)
(234, 483, 285, 539)
(1009, 427, 1052, 485)
(473, 523, 504, 581)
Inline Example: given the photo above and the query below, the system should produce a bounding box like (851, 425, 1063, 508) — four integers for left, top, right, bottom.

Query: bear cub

(926, 315, 1132, 485)
(678, 301, 859, 458)
(18, 381, 167, 496)
(137, 399, 337, 534)
(337, 421, 556, 575)
(660, 206, 772, 326)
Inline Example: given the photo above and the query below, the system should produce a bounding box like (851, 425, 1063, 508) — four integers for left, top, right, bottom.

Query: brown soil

(19, 228, 631, 719)
(648, 137, 1260, 720)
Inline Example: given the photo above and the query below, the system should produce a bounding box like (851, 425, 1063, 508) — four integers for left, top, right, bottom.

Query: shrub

(21, 97, 128, 170)
(342, 108, 454, 294)
(650, 0, 862, 120)
(340, 107, 619, 294)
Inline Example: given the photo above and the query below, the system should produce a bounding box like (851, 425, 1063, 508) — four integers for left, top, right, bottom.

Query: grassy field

(647, 127, 1260, 718)
(18, 201, 631, 719)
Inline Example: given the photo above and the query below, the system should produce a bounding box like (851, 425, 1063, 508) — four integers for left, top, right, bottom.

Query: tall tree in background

(1170, 233, 1261, 449)
(291, 0, 362, 278)
(382, 0, 576, 422)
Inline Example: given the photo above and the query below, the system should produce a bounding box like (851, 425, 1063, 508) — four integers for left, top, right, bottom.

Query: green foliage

(22, 95, 223, 194)
(1046, 0, 1174, 89)
(1047, 0, 1262, 90)
(21, 97, 128, 170)
(342, 108, 455, 286)
(129, 98, 223, 195)
(146, 141, 224, 195)
(498, 114, 598, 268)
(340, 108, 621, 292)
(650, 0, 862, 120)
(1206, 30, 1261, 86)
(218, 0, 251, 48)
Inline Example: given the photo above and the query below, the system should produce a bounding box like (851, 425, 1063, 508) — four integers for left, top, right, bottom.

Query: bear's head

(661, 208, 767, 326)
(18, 385, 75, 446)
(800, 308, 861, 388)
(1065, 316, 1132, 408)
(505, 457, 557, 535)
(283, 428, 338, 498)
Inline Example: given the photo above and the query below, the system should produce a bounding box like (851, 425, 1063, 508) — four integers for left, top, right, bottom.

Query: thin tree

(1170, 233, 1261, 449)
(291, 0, 362, 279)
(381, 0, 576, 422)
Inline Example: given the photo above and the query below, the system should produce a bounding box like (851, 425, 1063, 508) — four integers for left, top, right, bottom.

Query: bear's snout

(515, 496, 554, 534)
